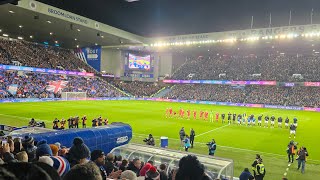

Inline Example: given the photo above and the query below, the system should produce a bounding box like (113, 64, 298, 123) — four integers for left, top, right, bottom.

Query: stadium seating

(0, 38, 96, 73)
(0, 70, 125, 99)
(172, 55, 320, 82)
(166, 84, 320, 107)
(111, 81, 166, 97)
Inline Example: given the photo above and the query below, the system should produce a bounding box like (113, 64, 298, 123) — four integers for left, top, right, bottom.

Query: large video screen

(128, 53, 151, 70)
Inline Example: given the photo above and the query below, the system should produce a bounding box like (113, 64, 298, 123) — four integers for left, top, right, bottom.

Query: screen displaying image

(128, 53, 151, 70)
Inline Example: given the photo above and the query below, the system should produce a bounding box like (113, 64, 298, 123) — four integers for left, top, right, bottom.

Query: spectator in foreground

(175, 155, 210, 180)
(145, 166, 160, 180)
(21, 136, 37, 162)
(159, 163, 168, 180)
(119, 159, 129, 172)
(120, 170, 138, 180)
(239, 168, 254, 180)
(66, 137, 90, 167)
(63, 162, 103, 180)
(105, 153, 118, 175)
(127, 158, 142, 177)
(91, 150, 107, 179)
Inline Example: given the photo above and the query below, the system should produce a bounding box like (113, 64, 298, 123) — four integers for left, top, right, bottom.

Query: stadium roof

(0, 1, 146, 48)
(37, 0, 320, 37)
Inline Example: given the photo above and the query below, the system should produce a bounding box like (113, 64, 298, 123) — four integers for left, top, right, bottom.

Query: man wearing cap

(21, 135, 37, 162)
(91, 150, 107, 179)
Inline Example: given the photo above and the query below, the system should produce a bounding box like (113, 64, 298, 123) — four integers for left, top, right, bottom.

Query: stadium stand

(171, 54, 320, 82)
(166, 84, 320, 107)
(112, 81, 166, 97)
(0, 38, 96, 73)
(0, 70, 125, 99)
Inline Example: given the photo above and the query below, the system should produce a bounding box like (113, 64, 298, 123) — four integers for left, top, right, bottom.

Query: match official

(190, 128, 195, 148)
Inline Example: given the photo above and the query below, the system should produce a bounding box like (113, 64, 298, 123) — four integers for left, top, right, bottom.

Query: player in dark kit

(264, 115, 269, 128)
(221, 113, 226, 123)
(82, 115, 87, 128)
(227, 112, 232, 124)
(258, 115, 263, 127)
(289, 123, 297, 139)
(278, 117, 283, 128)
(53, 118, 59, 129)
(74, 116, 79, 128)
(270, 115, 275, 128)
(293, 117, 298, 127)
(67, 117, 73, 129)
(232, 113, 236, 124)
(285, 117, 289, 128)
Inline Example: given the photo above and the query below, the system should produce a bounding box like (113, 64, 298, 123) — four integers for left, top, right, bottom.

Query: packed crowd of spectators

(0, 38, 96, 73)
(112, 81, 166, 97)
(0, 136, 217, 180)
(172, 54, 320, 82)
(166, 84, 320, 107)
(0, 70, 125, 99)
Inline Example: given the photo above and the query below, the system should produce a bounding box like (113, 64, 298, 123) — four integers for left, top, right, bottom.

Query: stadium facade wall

(0, 97, 319, 112)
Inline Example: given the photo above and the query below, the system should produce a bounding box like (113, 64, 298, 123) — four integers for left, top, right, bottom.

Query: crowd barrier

(0, 97, 319, 112)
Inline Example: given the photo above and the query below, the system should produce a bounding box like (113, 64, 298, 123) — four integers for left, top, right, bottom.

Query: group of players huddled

(29, 115, 109, 130)
(166, 108, 298, 138)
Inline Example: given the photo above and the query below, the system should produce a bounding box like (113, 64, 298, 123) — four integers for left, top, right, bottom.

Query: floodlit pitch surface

(0, 100, 319, 180)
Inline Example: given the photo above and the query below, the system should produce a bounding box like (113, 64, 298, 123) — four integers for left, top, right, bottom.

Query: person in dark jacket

(119, 159, 128, 172)
(239, 168, 254, 180)
(21, 136, 37, 162)
(104, 153, 118, 175)
(159, 163, 168, 180)
(190, 128, 195, 148)
(127, 158, 141, 177)
(91, 150, 107, 179)
(251, 154, 262, 170)
(297, 146, 308, 174)
(179, 127, 186, 147)
(287, 140, 297, 163)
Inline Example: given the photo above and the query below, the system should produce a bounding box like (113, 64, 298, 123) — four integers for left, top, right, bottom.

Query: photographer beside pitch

(143, 134, 155, 146)
(206, 139, 216, 156)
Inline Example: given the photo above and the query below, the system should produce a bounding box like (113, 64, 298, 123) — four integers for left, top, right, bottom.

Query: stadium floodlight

(77, 29, 81, 32)
(0, 29, 1, 32)
(18, 25, 22, 28)
(50, 32, 53, 35)
(17, 36, 23, 40)
(315, 51, 319, 54)
(76, 45, 79, 48)
(74, 38, 77, 41)
(8, 10, 14, 13)
(47, 20, 52, 24)
(3, 34, 8, 37)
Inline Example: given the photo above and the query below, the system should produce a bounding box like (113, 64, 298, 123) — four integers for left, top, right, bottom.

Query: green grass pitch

(0, 100, 319, 180)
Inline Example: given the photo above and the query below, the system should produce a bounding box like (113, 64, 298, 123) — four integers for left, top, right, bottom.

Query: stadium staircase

(151, 85, 175, 98)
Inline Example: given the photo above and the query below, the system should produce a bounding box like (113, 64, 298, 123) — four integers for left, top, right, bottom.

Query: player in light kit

(242, 115, 246, 125)
(285, 117, 289, 128)
(293, 117, 298, 127)
(247, 116, 251, 126)
(209, 111, 214, 122)
(264, 115, 269, 128)
(215, 112, 219, 122)
(289, 123, 297, 138)
(278, 116, 283, 128)
(257, 115, 263, 127)
(270, 115, 275, 128)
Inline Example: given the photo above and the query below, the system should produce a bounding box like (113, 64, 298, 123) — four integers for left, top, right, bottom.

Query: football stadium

(0, 0, 319, 180)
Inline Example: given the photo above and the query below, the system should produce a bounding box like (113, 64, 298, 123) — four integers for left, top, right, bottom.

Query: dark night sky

(37, 0, 320, 37)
